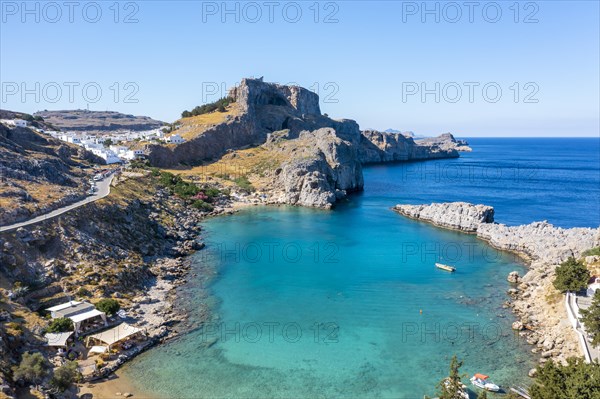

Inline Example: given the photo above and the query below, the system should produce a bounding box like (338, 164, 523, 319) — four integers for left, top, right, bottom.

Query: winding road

(0, 173, 115, 234)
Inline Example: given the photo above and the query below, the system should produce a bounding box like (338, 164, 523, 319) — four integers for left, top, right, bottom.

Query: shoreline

(83, 199, 597, 397)
(81, 199, 251, 398)
(393, 202, 600, 367)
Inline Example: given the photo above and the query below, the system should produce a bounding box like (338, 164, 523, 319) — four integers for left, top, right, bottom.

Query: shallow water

(121, 138, 599, 398)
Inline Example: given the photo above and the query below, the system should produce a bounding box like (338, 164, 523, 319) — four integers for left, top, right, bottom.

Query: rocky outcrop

(415, 133, 472, 152)
(359, 131, 465, 163)
(393, 201, 600, 364)
(265, 128, 363, 208)
(394, 202, 494, 232)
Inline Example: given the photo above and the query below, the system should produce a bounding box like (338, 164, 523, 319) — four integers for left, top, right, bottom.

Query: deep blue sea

(121, 138, 600, 398)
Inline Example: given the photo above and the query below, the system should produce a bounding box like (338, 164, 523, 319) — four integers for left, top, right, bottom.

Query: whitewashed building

(164, 134, 185, 144)
(90, 148, 121, 164)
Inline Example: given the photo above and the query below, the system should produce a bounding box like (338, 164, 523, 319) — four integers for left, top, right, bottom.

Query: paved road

(0, 173, 115, 233)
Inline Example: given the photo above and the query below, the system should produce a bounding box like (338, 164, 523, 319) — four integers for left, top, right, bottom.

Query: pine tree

(529, 357, 600, 399)
(435, 355, 466, 399)
(580, 290, 600, 346)
(553, 257, 590, 293)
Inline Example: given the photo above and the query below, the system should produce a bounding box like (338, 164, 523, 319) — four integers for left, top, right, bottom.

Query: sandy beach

(78, 370, 149, 399)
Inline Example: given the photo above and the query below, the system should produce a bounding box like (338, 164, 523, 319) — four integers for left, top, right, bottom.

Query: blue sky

(1, 1, 599, 137)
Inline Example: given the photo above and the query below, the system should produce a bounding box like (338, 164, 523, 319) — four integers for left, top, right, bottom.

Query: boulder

(507, 271, 521, 284)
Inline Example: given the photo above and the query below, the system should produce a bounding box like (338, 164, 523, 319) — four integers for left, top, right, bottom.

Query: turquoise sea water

(122, 138, 599, 398)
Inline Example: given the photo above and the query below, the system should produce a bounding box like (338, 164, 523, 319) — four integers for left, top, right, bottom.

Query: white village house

(163, 134, 185, 144)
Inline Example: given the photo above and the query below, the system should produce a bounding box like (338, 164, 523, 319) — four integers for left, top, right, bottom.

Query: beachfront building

(45, 301, 108, 335)
(14, 119, 28, 127)
(86, 323, 143, 352)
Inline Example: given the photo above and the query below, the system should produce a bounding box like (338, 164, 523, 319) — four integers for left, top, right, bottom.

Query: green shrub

(233, 176, 254, 192)
(582, 247, 600, 257)
(203, 187, 221, 198)
(150, 167, 161, 177)
(46, 317, 74, 333)
(553, 257, 591, 293)
(13, 352, 49, 385)
(95, 298, 120, 316)
(50, 361, 80, 391)
(580, 290, 600, 346)
(173, 181, 200, 198)
(192, 200, 214, 212)
(76, 287, 91, 298)
(529, 357, 600, 399)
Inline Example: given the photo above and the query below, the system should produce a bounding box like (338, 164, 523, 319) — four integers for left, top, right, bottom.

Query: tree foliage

(13, 352, 49, 385)
(553, 257, 590, 293)
(95, 298, 120, 316)
(435, 355, 466, 399)
(46, 317, 74, 333)
(50, 361, 80, 391)
(529, 357, 600, 399)
(580, 290, 600, 346)
(181, 97, 234, 118)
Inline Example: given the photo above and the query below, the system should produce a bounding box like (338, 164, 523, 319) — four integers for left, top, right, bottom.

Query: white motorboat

(470, 373, 500, 392)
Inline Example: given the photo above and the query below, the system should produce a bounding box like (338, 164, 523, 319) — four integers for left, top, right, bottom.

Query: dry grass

(162, 145, 288, 190)
(0, 181, 80, 215)
(173, 103, 240, 141)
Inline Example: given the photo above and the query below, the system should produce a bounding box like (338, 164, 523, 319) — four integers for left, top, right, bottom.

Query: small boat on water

(435, 263, 456, 272)
(470, 373, 500, 392)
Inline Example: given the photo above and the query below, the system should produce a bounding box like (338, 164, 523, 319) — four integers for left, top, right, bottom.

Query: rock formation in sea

(393, 201, 600, 364)
(146, 78, 468, 208)
(394, 202, 494, 232)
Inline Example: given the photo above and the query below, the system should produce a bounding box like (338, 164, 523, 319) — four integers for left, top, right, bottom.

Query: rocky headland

(394, 202, 600, 365)
(147, 78, 469, 209)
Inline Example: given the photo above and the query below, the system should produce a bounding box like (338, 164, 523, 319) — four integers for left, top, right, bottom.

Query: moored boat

(435, 263, 456, 272)
(470, 373, 500, 392)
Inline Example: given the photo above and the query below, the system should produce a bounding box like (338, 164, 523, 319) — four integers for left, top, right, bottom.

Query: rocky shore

(0, 174, 242, 398)
(393, 202, 600, 366)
